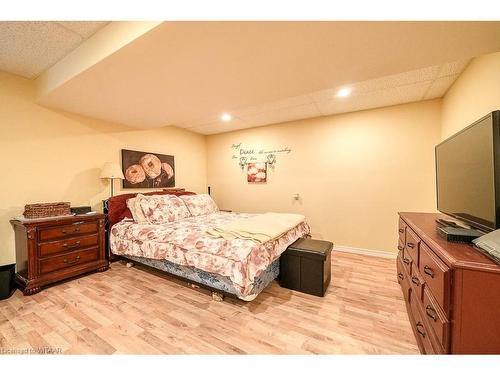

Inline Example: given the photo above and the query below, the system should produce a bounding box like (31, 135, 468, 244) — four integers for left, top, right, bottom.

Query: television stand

(397, 212, 500, 354)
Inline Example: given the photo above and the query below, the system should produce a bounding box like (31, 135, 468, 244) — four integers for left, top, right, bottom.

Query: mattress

(110, 211, 310, 299)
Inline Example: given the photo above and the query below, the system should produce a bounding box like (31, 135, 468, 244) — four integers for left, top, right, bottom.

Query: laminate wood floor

(0, 251, 419, 354)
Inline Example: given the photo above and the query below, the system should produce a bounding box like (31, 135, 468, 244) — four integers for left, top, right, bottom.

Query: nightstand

(10, 213, 109, 295)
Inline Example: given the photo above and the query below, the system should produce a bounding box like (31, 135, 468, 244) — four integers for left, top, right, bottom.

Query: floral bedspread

(110, 212, 310, 296)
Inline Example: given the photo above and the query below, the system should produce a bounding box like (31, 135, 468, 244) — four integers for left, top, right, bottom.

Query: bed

(105, 190, 310, 301)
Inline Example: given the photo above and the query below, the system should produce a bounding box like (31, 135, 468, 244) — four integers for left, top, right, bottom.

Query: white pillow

(126, 196, 149, 224)
(180, 194, 219, 216)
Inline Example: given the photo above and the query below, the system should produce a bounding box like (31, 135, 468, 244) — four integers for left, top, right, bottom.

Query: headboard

(103, 189, 196, 261)
(104, 189, 196, 230)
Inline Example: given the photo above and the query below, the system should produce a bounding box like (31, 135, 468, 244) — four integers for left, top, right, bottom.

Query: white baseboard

(333, 245, 397, 259)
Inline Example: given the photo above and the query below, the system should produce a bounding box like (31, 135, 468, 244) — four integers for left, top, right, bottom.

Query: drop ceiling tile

(316, 81, 430, 116)
(310, 64, 441, 103)
(353, 66, 440, 95)
(423, 74, 459, 99)
(437, 59, 470, 77)
(240, 103, 321, 127)
(0, 22, 83, 78)
(56, 21, 109, 38)
(0, 21, 109, 79)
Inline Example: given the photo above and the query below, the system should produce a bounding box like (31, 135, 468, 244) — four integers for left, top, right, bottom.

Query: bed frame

(102, 190, 252, 301)
(103, 189, 309, 301)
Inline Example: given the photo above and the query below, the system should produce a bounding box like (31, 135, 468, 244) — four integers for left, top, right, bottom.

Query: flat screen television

(435, 111, 500, 232)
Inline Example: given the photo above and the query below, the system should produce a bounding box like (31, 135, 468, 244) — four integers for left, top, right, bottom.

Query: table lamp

(100, 162, 125, 197)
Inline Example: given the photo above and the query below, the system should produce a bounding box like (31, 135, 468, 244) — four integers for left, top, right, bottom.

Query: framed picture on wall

(247, 162, 267, 183)
(121, 149, 175, 188)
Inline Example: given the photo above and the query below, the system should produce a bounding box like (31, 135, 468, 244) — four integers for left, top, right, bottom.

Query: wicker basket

(23, 202, 71, 219)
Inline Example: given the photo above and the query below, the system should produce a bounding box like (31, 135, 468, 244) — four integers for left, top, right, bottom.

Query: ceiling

(183, 59, 470, 134)
(0, 21, 109, 79)
(3, 21, 500, 134)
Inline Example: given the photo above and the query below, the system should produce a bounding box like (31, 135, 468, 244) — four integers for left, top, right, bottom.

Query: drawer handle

(416, 322, 426, 338)
(411, 276, 420, 286)
(399, 228, 404, 233)
(63, 256, 81, 265)
(426, 305, 437, 322)
(62, 241, 81, 249)
(424, 265, 435, 278)
(397, 273, 404, 280)
(403, 257, 410, 265)
(61, 227, 80, 235)
(397, 245, 404, 251)
(407, 242, 415, 249)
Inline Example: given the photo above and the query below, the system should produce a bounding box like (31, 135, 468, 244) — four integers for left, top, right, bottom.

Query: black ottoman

(279, 238, 333, 297)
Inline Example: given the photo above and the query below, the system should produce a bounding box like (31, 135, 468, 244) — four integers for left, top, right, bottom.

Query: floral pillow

(180, 194, 219, 217)
(136, 194, 191, 225)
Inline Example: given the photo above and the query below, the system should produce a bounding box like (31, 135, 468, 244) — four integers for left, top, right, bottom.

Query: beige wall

(0, 71, 207, 266)
(442, 52, 500, 139)
(3, 51, 496, 264)
(207, 100, 442, 253)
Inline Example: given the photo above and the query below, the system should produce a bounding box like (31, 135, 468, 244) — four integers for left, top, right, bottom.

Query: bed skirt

(122, 255, 280, 301)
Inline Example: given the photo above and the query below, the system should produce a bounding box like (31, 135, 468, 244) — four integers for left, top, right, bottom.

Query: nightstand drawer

(39, 222, 98, 241)
(39, 234, 98, 257)
(39, 247, 99, 274)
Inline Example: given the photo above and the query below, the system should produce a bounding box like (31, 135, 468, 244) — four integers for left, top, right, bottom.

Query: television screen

(436, 112, 499, 231)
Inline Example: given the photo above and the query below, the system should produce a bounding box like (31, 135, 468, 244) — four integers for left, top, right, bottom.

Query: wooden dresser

(11, 213, 108, 295)
(397, 212, 500, 354)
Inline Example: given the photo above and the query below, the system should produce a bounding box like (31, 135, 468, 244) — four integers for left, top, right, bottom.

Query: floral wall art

(231, 142, 292, 183)
(247, 162, 267, 183)
(122, 149, 175, 188)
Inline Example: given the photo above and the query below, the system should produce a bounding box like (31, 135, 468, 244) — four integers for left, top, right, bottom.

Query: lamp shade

(100, 162, 125, 179)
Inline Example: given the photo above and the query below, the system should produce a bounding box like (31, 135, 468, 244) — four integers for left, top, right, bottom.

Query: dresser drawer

(398, 218, 406, 244)
(39, 222, 98, 241)
(397, 256, 411, 305)
(410, 289, 435, 354)
(405, 228, 420, 266)
(39, 234, 99, 257)
(423, 285, 449, 351)
(39, 247, 99, 274)
(410, 263, 424, 302)
(397, 239, 405, 253)
(419, 242, 450, 315)
(400, 248, 412, 276)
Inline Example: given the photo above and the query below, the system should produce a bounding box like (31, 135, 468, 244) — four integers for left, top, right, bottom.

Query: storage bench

(279, 238, 333, 297)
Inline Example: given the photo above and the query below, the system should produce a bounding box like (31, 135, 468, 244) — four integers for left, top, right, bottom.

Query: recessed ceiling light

(336, 87, 352, 98)
(221, 113, 232, 122)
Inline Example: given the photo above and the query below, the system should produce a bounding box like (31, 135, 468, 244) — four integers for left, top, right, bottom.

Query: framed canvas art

(247, 162, 267, 183)
(121, 149, 175, 188)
